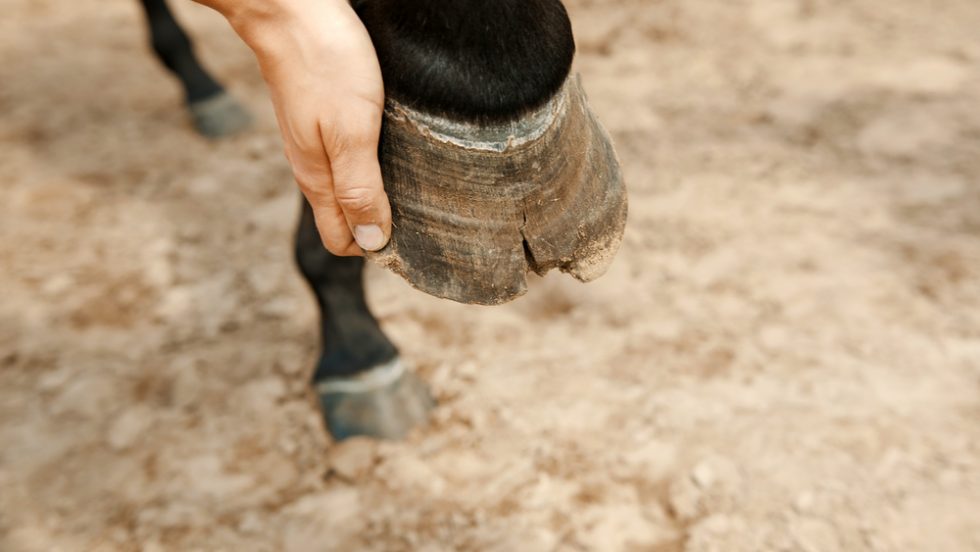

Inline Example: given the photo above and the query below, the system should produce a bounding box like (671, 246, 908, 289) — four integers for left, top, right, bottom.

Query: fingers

(240, 0, 388, 258)
(266, 75, 388, 257)
(304, 190, 364, 257)
(295, 176, 366, 257)
(320, 109, 392, 253)
(287, 119, 390, 257)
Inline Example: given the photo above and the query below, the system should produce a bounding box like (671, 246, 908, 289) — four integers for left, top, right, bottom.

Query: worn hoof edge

(316, 357, 435, 441)
(188, 92, 252, 138)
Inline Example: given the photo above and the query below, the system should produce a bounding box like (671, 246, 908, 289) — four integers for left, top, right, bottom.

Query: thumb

(322, 117, 392, 252)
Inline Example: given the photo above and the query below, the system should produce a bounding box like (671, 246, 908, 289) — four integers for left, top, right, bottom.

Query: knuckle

(292, 166, 330, 195)
(334, 187, 377, 214)
(325, 117, 379, 156)
(347, 127, 378, 149)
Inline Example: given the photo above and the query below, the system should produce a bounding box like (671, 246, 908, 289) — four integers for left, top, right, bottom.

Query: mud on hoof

(316, 358, 435, 441)
(188, 92, 252, 138)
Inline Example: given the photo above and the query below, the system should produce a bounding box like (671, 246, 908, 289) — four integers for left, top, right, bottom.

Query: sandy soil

(2, 0, 980, 550)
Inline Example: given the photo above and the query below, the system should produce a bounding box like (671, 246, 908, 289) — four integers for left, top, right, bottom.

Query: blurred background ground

(1, 0, 979, 550)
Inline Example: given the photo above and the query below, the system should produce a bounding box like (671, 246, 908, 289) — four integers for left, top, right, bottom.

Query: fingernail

(354, 224, 386, 251)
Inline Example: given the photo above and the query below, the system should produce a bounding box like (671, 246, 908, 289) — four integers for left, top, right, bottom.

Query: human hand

(202, 0, 390, 256)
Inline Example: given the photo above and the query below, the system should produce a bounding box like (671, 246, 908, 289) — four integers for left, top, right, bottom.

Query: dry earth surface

(2, 0, 979, 550)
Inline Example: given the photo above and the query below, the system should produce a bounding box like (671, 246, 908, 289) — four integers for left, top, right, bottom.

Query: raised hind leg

(295, 198, 434, 440)
(139, 0, 251, 137)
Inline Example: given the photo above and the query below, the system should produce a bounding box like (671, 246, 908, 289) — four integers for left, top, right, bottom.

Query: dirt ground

(2, 0, 979, 550)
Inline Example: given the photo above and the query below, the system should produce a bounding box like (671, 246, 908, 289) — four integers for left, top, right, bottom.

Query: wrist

(222, 2, 298, 44)
(220, 0, 349, 55)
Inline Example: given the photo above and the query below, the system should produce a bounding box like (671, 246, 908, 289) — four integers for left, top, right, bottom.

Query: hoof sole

(317, 358, 435, 441)
(188, 92, 252, 138)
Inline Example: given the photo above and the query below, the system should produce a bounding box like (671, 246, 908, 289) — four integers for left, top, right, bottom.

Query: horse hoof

(315, 358, 435, 441)
(188, 92, 252, 138)
(367, 73, 628, 305)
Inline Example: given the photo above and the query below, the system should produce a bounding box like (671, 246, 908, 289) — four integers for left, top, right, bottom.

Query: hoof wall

(189, 92, 252, 138)
(369, 74, 627, 305)
(316, 358, 435, 441)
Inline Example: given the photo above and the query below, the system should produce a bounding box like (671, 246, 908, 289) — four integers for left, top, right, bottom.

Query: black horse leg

(140, 0, 222, 103)
(294, 198, 434, 440)
(295, 198, 399, 378)
(139, 0, 251, 137)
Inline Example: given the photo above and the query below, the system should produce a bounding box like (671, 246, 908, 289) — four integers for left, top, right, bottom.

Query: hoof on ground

(188, 92, 252, 138)
(316, 358, 435, 441)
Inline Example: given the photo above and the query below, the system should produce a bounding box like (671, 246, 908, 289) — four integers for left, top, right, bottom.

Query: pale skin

(196, 0, 390, 256)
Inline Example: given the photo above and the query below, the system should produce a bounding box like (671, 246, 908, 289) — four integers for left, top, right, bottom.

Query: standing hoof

(316, 358, 435, 441)
(188, 92, 252, 138)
